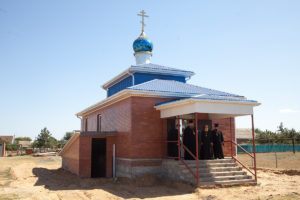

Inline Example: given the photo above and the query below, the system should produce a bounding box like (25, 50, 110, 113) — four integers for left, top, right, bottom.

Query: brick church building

(60, 11, 260, 186)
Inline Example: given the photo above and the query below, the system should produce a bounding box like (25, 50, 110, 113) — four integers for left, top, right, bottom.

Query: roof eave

(130, 67, 195, 77)
(76, 89, 190, 117)
(102, 67, 131, 89)
(154, 98, 261, 110)
(102, 66, 195, 90)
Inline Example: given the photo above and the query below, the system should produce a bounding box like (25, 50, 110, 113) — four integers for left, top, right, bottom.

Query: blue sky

(0, 0, 299, 140)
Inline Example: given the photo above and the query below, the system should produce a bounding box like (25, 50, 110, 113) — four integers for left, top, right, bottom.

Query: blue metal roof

(128, 79, 244, 98)
(155, 96, 258, 107)
(130, 63, 195, 78)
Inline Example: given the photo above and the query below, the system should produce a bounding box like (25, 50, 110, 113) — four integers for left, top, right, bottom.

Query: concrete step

(162, 158, 234, 166)
(194, 171, 247, 178)
(182, 169, 246, 177)
(161, 158, 256, 187)
(183, 159, 234, 164)
(179, 163, 237, 168)
(198, 179, 257, 187)
(198, 175, 252, 182)
(182, 166, 243, 174)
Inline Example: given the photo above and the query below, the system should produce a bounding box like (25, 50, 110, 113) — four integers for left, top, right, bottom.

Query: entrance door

(91, 138, 106, 178)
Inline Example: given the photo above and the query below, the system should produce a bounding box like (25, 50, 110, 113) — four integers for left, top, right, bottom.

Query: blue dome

(133, 32, 153, 53)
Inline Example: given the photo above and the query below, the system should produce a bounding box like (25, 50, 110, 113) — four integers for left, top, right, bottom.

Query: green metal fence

(238, 144, 300, 153)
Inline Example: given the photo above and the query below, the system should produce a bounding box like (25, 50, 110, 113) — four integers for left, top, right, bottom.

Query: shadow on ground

(32, 167, 194, 199)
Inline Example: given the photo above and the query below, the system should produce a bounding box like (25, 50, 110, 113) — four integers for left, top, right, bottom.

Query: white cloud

(279, 109, 299, 113)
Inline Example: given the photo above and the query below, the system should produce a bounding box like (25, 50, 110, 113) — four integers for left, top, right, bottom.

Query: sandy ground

(0, 155, 299, 200)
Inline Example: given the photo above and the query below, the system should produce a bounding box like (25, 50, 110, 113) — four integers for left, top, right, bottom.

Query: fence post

(275, 145, 278, 168)
(292, 139, 295, 154)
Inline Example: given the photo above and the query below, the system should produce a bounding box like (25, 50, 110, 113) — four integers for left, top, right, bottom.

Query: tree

(63, 132, 74, 142)
(35, 127, 55, 148)
(255, 123, 300, 144)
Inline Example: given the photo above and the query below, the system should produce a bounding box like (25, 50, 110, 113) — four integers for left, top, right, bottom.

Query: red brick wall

(82, 98, 131, 133)
(78, 136, 91, 178)
(82, 96, 173, 160)
(131, 97, 174, 159)
(82, 98, 132, 159)
(212, 118, 236, 156)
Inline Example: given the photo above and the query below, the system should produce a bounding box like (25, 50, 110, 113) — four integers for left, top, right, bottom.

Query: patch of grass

(0, 169, 11, 179)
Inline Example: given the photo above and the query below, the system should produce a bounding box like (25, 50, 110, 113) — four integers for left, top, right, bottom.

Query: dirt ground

(0, 155, 300, 200)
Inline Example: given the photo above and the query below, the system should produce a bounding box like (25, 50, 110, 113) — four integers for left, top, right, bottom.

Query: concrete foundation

(116, 158, 162, 178)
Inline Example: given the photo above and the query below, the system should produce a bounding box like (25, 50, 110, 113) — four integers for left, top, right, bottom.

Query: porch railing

(225, 140, 257, 181)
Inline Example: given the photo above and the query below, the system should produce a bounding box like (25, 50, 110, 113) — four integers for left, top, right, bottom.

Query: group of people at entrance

(167, 120, 224, 160)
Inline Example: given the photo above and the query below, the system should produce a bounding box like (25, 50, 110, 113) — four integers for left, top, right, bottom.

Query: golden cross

(137, 10, 149, 32)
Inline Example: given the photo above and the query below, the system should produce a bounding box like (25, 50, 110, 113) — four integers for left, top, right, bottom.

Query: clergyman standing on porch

(212, 123, 224, 159)
(200, 124, 213, 160)
(183, 120, 196, 160)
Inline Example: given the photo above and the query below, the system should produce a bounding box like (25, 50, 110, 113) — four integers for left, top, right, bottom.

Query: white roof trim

(155, 98, 260, 109)
(154, 99, 261, 119)
(76, 89, 180, 117)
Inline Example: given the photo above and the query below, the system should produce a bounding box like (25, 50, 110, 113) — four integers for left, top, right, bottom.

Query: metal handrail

(232, 140, 254, 158)
(165, 140, 198, 180)
(232, 156, 255, 176)
(181, 142, 197, 160)
(180, 142, 198, 179)
(225, 140, 257, 179)
(180, 159, 197, 179)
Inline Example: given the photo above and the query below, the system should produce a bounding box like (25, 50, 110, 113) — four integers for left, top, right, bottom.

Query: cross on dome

(137, 10, 149, 33)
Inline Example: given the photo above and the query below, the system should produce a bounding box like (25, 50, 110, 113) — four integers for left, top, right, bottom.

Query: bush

(5, 143, 18, 151)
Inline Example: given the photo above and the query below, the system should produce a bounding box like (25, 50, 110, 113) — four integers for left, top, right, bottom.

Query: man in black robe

(167, 127, 178, 158)
(183, 120, 196, 160)
(200, 124, 213, 160)
(212, 123, 224, 159)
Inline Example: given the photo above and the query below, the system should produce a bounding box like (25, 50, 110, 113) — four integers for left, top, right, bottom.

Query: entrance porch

(155, 97, 260, 186)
